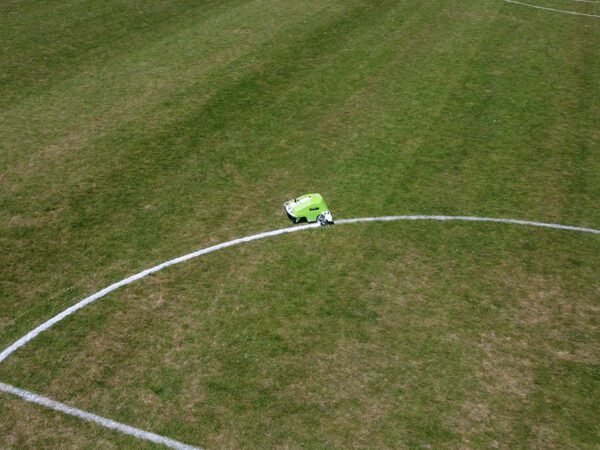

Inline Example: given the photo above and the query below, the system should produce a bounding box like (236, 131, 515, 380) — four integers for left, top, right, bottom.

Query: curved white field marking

(1, 216, 599, 364)
(0, 382, 200, 450)
(0, 223, 319, 364)
(504, 0, 600, 17)
(1, 215, 599, 365)
(337, 215, 600, 233)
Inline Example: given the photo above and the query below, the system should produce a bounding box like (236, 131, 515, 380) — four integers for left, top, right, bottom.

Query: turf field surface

(1, 0, 599, 448)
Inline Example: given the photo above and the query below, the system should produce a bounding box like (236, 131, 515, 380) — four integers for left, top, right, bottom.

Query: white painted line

(335, 215, 600, 234)
(1, 215, 598, 365)
(557, 0, 600, 4)
(0, 381, 201, 450)
(543, 0, 600, 3)
(0, 223, 319, 363)
(1, 215, 598, 448)
(504, 0, 600, 18)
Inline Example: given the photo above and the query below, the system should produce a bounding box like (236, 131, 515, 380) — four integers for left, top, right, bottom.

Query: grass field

(1, 0, 599, 448)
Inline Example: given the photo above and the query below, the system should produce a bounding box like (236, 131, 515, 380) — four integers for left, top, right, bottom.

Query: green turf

(1, 0, 599, 448)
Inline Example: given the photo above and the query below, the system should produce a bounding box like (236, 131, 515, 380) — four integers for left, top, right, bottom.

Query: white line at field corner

(0, 382, 201, 450)
(1, 215, 599, 365)
(504, 0, 600, 18)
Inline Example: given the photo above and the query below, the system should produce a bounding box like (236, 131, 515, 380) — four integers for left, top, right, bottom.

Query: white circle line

(504, 0, 600, 18)
(1, 215, 598, 365)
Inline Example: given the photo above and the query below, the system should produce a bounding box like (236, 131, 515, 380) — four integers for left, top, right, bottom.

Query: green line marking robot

(284, 193, 334, 226)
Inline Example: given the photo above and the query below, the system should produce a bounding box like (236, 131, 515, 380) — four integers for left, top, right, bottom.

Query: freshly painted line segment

(336, 215, 600, 234)
(2, 214, 598, 366)
(1, 216, 598, 364)
(0, 382, 201, 450)
(0, 223, 319, 364)
(504, 0, 600, 18)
